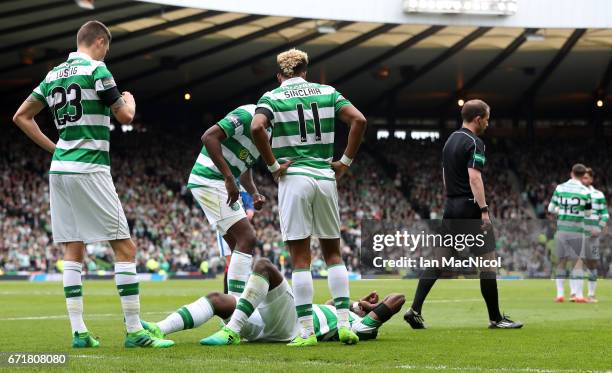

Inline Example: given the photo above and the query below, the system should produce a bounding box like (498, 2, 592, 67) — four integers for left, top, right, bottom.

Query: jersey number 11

(296, 102, 322, 143)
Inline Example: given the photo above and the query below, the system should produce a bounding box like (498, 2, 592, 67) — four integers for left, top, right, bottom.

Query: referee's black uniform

(404, 100, 522, 329)
(442, 127, 494, 255)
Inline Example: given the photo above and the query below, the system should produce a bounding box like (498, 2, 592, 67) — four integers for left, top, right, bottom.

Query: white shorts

(240, 280, 299, 342)
(49, 172, 130, 244)
(278, 174, 340, 241)
(190, 180, 246, 235)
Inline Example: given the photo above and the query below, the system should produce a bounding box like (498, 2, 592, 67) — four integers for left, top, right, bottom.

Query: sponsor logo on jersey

(228, 115, 240, 128)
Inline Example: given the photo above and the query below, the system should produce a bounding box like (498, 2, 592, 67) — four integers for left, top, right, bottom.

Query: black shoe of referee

(404, 308, 426, 329)
(488, 314, 523, 329)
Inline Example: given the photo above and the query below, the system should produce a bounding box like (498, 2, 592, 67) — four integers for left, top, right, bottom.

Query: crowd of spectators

(1, 125, 610, 278)
(0, 124, 411, 277)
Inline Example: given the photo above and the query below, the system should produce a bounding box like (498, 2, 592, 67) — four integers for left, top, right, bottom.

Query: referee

(404, 99, 523, 329)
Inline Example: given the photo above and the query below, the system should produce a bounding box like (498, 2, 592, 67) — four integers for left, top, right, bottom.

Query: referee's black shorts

(442, 196, 496, 255)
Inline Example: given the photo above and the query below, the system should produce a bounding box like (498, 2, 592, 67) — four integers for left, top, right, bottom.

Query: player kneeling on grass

(187, 104, 268, 299)
(142, 258, 404, 345)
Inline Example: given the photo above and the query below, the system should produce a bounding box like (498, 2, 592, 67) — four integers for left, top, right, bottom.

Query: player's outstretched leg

(110, 239, 174, 348)
(63, 243, 100, 348)
(200, 258, 279, 346)
(320, 238, 358, 345)
(143, 292, 237, 344)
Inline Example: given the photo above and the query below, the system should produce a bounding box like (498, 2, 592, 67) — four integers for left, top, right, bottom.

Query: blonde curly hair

(277, 48, 308, 78)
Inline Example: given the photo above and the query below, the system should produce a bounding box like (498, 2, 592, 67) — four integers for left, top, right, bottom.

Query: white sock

(571, 269, 584, 298)
(569, 279, 576, 296)
(327, 264, 350, 328)
(227, 251, 253, 298)
(159, 296, 215, 335)
(115, 262, 142, 333)
(63, 261, 87, 334)
(588, 269, 597, 297)
(227, 274, 269, 333)
(292, 269, 314, 338)
(556, 278, 565, 298)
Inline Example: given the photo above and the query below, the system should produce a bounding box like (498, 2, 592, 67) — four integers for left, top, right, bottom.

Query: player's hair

(277, 48, 308, 78)
(77, 20, 111, 47)
(585, 167, 594, 177)
(571, 163, 587, 177)
(461, 99, 490, 123)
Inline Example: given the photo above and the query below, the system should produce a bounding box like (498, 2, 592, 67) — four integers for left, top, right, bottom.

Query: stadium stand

(2, 122, 610, 278)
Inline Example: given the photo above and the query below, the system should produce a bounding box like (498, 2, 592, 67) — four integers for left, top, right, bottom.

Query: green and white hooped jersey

(257, 77, 352, 181)
(312, 304, 360, 340)
(585, 186, 609, 234)
(187, 105, 269, 188)
(32, 52, 116, 174)
(548, 179, 592, 234)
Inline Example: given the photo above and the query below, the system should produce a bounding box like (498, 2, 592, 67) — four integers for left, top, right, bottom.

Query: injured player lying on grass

(141, 258, 404, 346)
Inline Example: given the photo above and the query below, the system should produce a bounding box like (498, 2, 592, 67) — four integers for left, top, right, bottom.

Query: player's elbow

(353, 113, 367, 128)
(251, 120, 266, 136)
(12, 112, 21, 126)
(202, 128, 220, 147)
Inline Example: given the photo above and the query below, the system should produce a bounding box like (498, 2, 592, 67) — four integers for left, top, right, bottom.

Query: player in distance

(580, 167, 608, 303)
(548, 164, 592, 303)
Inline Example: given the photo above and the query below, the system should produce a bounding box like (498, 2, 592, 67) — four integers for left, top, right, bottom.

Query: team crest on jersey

(230, 202, 240, 211)
(239, 149, 249, 160)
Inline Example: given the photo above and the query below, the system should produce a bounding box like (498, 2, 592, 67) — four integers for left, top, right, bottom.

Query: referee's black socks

(480, 271, 502, 322)
(411, 268, 440, 313)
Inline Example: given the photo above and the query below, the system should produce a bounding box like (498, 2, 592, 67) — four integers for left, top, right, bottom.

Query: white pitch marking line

(0, 311, 169, 321)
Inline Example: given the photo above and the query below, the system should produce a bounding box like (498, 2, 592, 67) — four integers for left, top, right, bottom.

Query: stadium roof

(1, 0, 611, 120)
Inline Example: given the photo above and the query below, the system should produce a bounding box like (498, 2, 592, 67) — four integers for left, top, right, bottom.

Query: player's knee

(206, 291, 221, 302)
(253, 258, 274, 275)
(384, 293, 406, 310)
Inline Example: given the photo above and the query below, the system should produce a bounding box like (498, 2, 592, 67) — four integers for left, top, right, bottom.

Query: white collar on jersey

(68, 51, 95, 61)
(280, 77, 306, 87)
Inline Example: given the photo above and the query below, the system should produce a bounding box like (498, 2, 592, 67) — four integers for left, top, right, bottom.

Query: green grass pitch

(0, 279, 610, 372)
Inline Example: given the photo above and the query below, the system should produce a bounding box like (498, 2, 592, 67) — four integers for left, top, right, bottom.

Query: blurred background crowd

(1, 123, 610, 278)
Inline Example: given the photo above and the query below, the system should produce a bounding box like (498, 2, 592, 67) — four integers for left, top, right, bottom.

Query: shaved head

(77, 20, 111, 47)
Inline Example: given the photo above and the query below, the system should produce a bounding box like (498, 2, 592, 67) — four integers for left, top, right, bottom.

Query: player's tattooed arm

(12, 95, 55, 154)
(111, 91, 136, 124)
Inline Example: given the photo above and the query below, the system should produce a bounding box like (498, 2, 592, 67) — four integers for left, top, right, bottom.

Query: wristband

(352, 301, 362, 313)
(340, 154, 353, 167)
(267, 160, 281, 173)
(480, 205, 489, 213)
